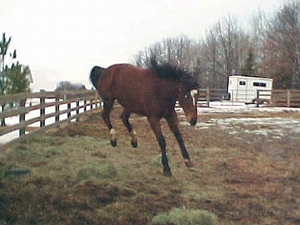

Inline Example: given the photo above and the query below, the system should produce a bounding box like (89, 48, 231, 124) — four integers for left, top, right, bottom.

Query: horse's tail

(90, 66, 105, 89)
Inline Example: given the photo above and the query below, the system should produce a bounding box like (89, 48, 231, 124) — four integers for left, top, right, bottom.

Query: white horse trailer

(227, 75, 273, 103)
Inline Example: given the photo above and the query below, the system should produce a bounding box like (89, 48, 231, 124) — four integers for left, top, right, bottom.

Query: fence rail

(0, 90, 102, 150)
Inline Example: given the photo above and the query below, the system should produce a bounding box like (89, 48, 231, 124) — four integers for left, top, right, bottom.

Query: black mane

(150, 58, 186, 80)
(150, 58, 199, 90)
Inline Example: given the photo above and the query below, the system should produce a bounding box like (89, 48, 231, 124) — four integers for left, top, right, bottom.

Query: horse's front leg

(147, 116, 172, 176)
(120, 109, 137, 147)
(102, 100, 117, 147)
(166, 113, 193, 167)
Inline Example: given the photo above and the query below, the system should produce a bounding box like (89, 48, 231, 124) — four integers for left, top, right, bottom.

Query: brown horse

(90, 59, 199, 176)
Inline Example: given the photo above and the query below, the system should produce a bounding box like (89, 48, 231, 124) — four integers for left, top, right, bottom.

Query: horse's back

(100, 64, 177, 116)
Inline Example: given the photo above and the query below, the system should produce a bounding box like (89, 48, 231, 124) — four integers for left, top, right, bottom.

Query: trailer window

(239, 81, 246, 86)
(253, 82, 267, 87)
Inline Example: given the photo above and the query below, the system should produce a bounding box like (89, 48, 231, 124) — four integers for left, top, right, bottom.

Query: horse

(90, 59, 199, 176)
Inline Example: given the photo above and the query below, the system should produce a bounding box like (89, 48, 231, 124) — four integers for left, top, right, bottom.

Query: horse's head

(150, 59, 199, 126)
(178, 74, 199, 126)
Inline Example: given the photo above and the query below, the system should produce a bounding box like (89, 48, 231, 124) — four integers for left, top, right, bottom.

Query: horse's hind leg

(102, 100, 117, 147)
(166, 113, 193, 167)
(120, 109, 138, 147)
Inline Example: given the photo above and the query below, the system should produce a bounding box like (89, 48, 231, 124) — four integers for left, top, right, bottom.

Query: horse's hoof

(110, 140, 117, 147)
(163, 169, 172, 176)
(131, 140, 138, 148)
(185, 160, 193, 167)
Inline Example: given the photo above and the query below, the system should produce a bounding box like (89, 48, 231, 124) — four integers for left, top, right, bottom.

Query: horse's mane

(150, 58, 187, 80)
(150, 59, 199, 90)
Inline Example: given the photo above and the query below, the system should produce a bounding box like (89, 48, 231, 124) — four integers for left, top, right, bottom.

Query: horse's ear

(181, 75, 199, 91)
(150, 57, 158, 68)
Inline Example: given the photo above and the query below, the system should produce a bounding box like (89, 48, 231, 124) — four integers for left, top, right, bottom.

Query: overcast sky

(0, 0, 285, 91)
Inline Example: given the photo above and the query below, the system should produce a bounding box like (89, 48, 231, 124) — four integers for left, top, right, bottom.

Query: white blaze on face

(190, 89, 198, 106)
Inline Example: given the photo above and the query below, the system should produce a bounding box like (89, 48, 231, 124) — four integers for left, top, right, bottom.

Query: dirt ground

(46, 105, 300, 224)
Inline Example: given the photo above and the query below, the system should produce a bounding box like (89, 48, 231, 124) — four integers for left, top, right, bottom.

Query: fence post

(67, 103, 71, 118)
(40, 90, 46, 127)
(256, 90, 260, 108)
(55, 97, 60, 123)
(206, 87, 210, 107)
(287, 90, 290, 107)
(1, 103, 6, 126)
(84, 100, 87, 112)
(76, 100, 80, 122)
(19, 112, 25, 136)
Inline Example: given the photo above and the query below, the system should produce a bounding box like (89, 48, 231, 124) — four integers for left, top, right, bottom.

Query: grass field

(0, 107, 299, 225)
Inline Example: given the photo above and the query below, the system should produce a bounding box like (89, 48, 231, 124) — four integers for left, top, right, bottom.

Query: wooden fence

(0, 90, 102, 150)
(1, 88, 299, 150)
(257, 89, 300, 107)
(198, 88, 229, 107)
(198, 88, 300, 107)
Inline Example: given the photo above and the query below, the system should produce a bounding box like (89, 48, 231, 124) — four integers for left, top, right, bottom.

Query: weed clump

(76, 163, 117, 181)
(152, 207, 218, 225)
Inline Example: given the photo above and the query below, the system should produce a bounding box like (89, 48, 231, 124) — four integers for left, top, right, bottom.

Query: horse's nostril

(190, 118, 197, 126)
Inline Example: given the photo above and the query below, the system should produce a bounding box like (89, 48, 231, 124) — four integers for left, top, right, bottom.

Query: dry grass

(0, 108, 299, 225)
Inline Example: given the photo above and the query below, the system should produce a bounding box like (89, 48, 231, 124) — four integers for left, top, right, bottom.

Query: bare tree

(262, 1, 300, 89)
(198, 15, 249, 89)
(249, 10, 269, 77)
(132, 35, 197, 71)
(217, 15, 247, 76)
(202, 26, 220, 88)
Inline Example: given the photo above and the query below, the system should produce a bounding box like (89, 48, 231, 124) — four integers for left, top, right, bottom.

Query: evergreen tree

(0, 33, 32, 125)
(6, 62, 31, 95)
(0, 33, 12, 94)
(241, 47, 256, 76)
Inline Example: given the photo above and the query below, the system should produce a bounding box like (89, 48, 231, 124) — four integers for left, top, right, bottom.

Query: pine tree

(0, 33, 32, 125)
(0, 33, 12, 94)
(241, 47, 256, 76)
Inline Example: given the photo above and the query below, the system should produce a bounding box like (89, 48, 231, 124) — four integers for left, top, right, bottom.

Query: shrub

(152, 207, 218, 225)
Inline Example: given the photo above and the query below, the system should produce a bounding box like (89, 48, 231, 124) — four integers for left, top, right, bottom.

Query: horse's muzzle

(190, 118, 197, 126)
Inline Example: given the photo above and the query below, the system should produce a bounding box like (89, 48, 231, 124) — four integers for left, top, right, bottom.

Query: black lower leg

(158, 135, 171, 176)
(174, 131, 190, 160)
(166, 115, 192, 167)
(148, 116, 172, 175)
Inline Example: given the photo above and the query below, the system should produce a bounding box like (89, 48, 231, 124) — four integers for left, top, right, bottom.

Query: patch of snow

(198, 116, 300, 139)
(185, 103, 300, 139)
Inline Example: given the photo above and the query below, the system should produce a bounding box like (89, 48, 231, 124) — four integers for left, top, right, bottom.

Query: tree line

(133, 1, 300, 90)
